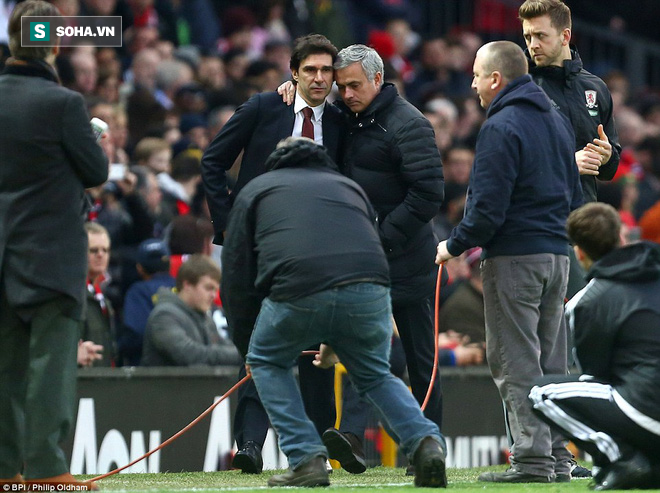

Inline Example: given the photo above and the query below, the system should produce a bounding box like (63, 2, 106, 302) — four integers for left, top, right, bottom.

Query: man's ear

(374, 71, 383, 88)
(291, 68, 299, 83)
(574, 244, 585, 262)
(562, 27, 571, 46)
(490, 71, 502, 91)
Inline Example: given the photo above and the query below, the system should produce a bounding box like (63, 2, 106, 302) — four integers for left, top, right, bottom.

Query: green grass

(83, 465, 594, 492)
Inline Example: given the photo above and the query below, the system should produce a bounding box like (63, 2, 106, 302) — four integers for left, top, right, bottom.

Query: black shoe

(555, 473, 571, 483)
(405, 464, 415, 476)
(267, 456, 330, 487)
(413, 436, 447, 488)
(571, 459, 592, 478)
(478, 469, 554, 483)
(322, 428, 367, 474)
(593, 452, 652, 491)
(232, 441, 263, 474)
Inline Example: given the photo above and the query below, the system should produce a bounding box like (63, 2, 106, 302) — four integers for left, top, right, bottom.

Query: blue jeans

(247, 283, 445, 469)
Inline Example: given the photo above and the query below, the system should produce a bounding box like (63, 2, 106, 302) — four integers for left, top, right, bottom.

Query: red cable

(90, 374, 251, 482)
(89, 265, 446, 483)
(421, 263, 443, 411)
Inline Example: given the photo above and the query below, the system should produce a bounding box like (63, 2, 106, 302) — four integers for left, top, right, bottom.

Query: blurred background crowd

(2, 0, 660, 370)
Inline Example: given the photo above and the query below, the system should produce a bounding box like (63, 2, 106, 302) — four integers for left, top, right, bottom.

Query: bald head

(478, 41, 528, 85)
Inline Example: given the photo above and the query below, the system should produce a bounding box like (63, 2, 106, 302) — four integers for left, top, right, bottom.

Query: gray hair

(334, 44, 384, 83)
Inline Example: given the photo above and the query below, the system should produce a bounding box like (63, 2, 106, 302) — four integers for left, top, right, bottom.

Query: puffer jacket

(336, 83, 444, 302)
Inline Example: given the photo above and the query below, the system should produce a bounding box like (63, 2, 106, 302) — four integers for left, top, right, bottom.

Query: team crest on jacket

(585, 90, 598, 109)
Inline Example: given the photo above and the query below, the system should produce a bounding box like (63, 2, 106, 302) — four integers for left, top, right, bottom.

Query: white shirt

(292, 91, 325, 145)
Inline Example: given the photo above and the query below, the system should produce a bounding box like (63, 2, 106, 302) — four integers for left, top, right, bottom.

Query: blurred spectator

(639, 199, 660, 243)
(68, 48, 98, 96)
(83, 222, 116, 367)
(198, 56, 226, 91)
(119, 238, 175, 366)
(432, 182, 467, 241)
(633, 136, 660, 219)
(263, 39, 292, 83)
(442, 145, 474, 185)
(134, 136, 172, 175)
(159, 148, 202, 221)
(141, 254, 241, 366)
(424, 97, 459, 154)
(175, 113, 209, 153)
(174, 0, 221, 52)
(405, 37, 447, 106)
(174, 83, 207, 114)
(206, 105, 236, 141)
(244, 59, 282, 92)
(219, 6, 257, 56)
(168, 214, 215, 273)
(439, 247, 485, 346)
(154, 58, 194, 110)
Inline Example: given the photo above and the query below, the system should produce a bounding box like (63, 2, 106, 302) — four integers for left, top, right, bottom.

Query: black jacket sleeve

(201, 95, 260, 242)
(220, 190, 263, 358)
(596, 89, 621, 182)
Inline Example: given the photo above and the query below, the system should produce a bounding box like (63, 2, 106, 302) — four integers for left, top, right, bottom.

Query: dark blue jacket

(447, 75, 583, 258)
(119, 272, 176, 365)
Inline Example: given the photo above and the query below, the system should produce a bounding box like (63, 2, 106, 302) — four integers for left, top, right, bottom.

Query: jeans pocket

(346, 303, 391, 349)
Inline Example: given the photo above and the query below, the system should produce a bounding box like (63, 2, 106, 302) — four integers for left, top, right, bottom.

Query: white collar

(293, 90, 325, 121)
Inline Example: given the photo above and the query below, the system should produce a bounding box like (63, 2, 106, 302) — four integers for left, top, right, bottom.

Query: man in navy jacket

(436, 41, 583, 483)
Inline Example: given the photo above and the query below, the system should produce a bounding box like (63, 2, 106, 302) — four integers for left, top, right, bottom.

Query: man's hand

(575, 125, 612, 175)
(277, 80, 296, 106)
(453, 344, 485, 366)
(585, 124, 612, 165)
(435, 240, 455, 264)
(77, 340, 103, 367)
(313, 344, 339, 369)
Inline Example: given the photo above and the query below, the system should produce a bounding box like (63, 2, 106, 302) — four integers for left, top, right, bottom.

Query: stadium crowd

(1, 0, 658, 368)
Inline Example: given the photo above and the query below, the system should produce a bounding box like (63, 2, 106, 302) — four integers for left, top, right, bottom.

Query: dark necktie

(301, 106, 314, 140)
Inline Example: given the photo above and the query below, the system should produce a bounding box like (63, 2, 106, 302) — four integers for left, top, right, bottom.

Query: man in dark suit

(0, 1, 108, 487)
(201, 34, 343, 474)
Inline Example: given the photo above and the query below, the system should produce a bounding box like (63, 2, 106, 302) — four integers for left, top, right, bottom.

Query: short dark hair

(168, 215, 214, 255)
(518, 0, 572, 31)
(481, 41, 528, 82)
(566, 203, 621, 262)
(289, 34, 338, 72)
(175, 254, 221, 291)
(8, 0, 60, 60)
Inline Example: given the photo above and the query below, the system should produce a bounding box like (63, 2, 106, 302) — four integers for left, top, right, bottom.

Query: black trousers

(233, 353, 335, 448)
(394, 296, 443, 430)
(530, 374, 660, 469)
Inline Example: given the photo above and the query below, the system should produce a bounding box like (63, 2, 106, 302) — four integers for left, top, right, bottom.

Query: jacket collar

(2, 57, 60, 84)
(527, 45, 583, 80)
(337, 82, 398, 120)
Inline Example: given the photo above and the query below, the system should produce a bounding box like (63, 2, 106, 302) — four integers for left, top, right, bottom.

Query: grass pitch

(85, 465, 593, 492)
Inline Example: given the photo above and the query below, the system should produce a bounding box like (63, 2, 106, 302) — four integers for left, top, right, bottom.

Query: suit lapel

(322, 107, 341, 162)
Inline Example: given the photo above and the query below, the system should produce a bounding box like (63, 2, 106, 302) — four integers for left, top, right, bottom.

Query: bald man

(436, 41, 583, 483)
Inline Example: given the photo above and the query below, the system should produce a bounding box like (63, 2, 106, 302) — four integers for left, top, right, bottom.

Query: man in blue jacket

(436, 41, 583, 483)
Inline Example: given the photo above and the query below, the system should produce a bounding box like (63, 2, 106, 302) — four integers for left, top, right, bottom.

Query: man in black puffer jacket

(323, 45, 444, 466)
(530, 202, 660, 491)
